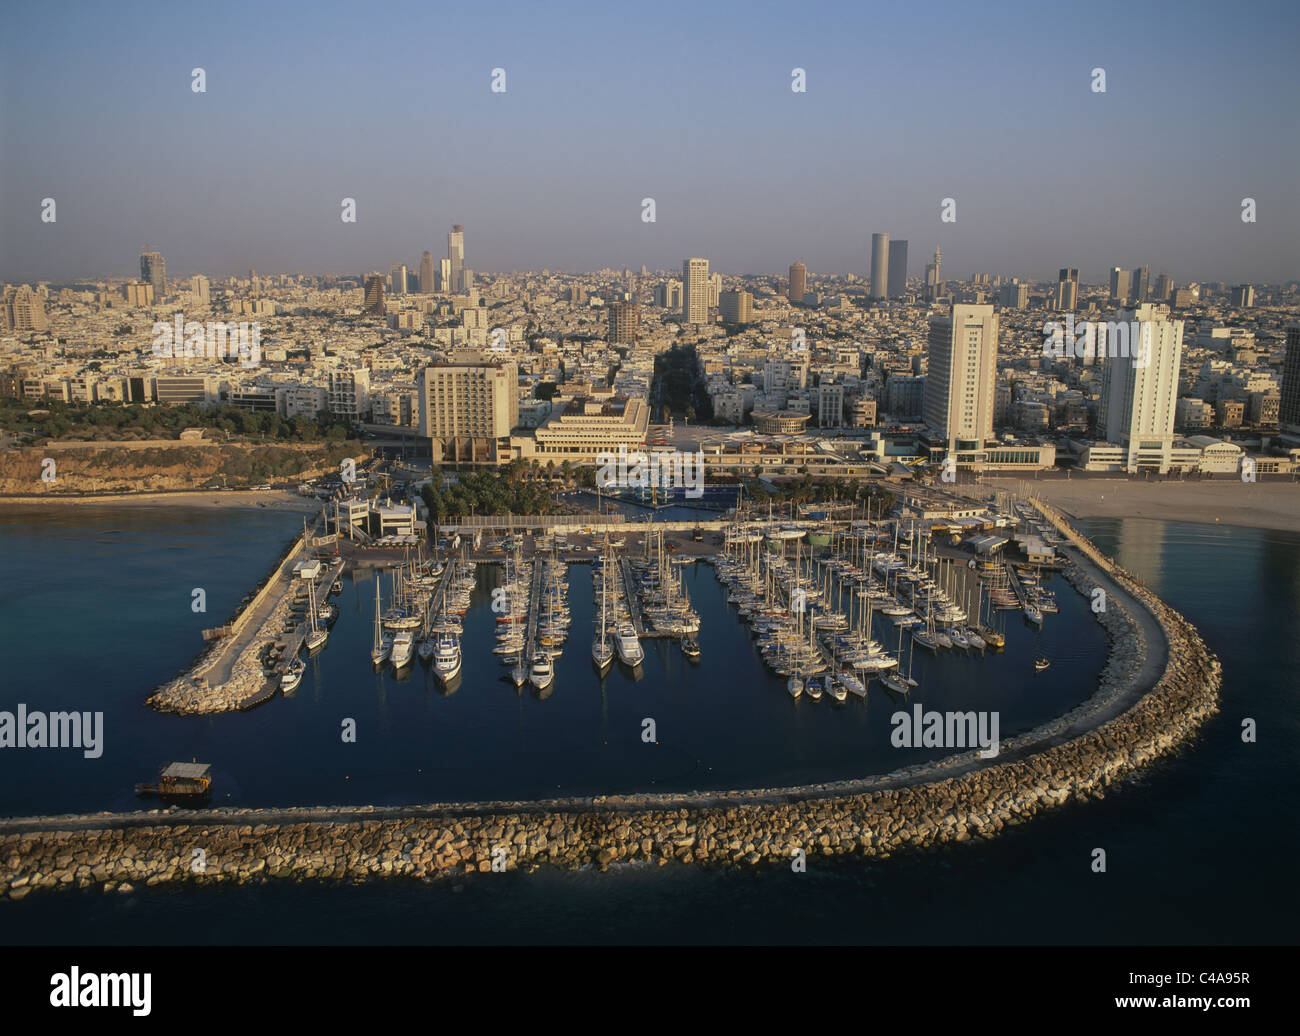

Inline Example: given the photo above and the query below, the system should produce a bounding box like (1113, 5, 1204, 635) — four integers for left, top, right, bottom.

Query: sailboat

(592, 549, 614, 672)
(305, 580, 328, 653)
(370, 578, 391, 665)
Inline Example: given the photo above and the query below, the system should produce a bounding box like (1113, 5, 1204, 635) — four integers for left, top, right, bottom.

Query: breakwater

(1, 505, 1221, 899)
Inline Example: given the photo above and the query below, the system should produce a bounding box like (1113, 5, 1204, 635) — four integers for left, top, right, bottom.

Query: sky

(2, 0, 1298, 286)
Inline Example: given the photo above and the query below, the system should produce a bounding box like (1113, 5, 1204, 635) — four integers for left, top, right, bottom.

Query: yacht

(680, 636, 700, 660)
(839, 671, 867, 698)
(1034, 657, 1051, 672)
(433, 633, 462, 683)
(615, 624, 644, 667)
(370, 580, 391, 665)
(529, 650, 554, 690)
(805, 676, 824, 701)
(1024, 603, 1044, 626)
(279, 657, 305, 693)
(826, 675, 848, 702)
(418, 635, 437, 664)
(390, 630, 415, 670)
(787, 674, 803, 699)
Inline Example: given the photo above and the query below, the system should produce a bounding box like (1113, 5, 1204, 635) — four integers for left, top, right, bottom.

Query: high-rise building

(1097, 303, 1184, 473)
(870, 233, 890, 300)
(1109, 267, 1131, 304)
(607, 300, 640, 344)
(923, 303, 998, 455)
(1152, 273, 1174, 303)
(419, 252, 435, 293)
(1279, 324, 1300, 433)
(1231, 284, 1254, 308)
(139, 251, 166, 299)
(719, 289, 754, 324)
(788, 262, 807, 304)
(887, 240, 908, 297)
(390, 264, 407, 296)
(924, 245, 942, 297)
(190, 275, 210, 307)
(122, 282, 154, 307)
(438, 258, 452, 293)
(682, 258, 710, 323)
(999, 280, 1028, 309)
(417, 357, 519, 440)
(1133, 266, 1150, 303)
(327, 368, 371, 421)
(363, 273, 386, 316)
(3, 285, 48, 331)
(448, 225, 465, 293)
(1056, 268, 1079, 311)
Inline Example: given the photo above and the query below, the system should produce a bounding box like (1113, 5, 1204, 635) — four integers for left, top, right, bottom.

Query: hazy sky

(3, 0, 1298, 286)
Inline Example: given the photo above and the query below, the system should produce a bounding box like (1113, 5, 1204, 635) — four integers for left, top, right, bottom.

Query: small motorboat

(1034, 657, 1051, 672)
(680, 636, 700, 660)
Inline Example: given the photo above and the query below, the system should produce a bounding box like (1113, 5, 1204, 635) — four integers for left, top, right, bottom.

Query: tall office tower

(1097, 303, 1184, 473)
(719, 289, 754, 324)
(249, 269, 259, 296)
(682, 258, 710, 323)
(933, 245, 941, 282)
(1109, 267, 1131, 304)
(448, 225, 465, 292)
(3, 284, 48, 331)
(607, 300, 640, 344)
(788, 262, 807, 303)
(924, 245, 942, 297)
(122, 282, 154, 307)
(390, 264, 407, 296)
(1132, 266, 1150, 303)
(1279, 324, 1300, 433)
(1152, 273, 1173, 303)
(438, 258, 452, 292)
(419, 252, 435, 293)
(1056, 268, 1079, 311)
(923, 303, 998, 454)
(1231, 284, 1254, 308)
(190, 275, 210, 307)
(887, 240, 908, 297)
(139, 251, 166, 298)
(999, 280, 1028, 309)
(417, 358, 519, 440)
(460, 269, 474, 296)
(363, 273, 386, 316)
(870, 233, 890, 299)
(709, 272, 722, 307)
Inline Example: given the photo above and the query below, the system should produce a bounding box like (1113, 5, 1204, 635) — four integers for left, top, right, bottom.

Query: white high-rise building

(448, 225, 465, 292)
(682, 258, 710, 324)
(1098, 303, 1183, 473)
(870, 232, 890, 300)
(389, 264, 407, 296)
(923, 303, 998, 460)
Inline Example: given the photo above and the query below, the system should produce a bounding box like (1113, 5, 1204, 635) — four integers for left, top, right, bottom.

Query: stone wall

(1, 506, 1221, 899)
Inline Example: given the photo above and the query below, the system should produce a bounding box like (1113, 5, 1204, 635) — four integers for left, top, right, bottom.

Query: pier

(617, 556, 649, 637)
(524, 558, 545, 658)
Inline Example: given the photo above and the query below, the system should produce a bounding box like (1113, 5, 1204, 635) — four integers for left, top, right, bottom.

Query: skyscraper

(1097, 303, 1184, 473)
(140, 250, 166, 299)
(607, 300, 640, 344)
(190, 275, 210, 307)
(925, 245, 942, 297)
(363, 273, 386, 317)
(788, 262, 806, 304)
(438, 258, 452, 293)
(1056, 268, 1079, 311)
(1109, 267, 1131, 304)
(887, 240, 908, 297)
(870, 233, 890, 300)
(390, 263, 407, 296)
(419, 252, 435, 294)
(719, 290, 753, 324)
(923, 303, 998, 455)
(448, 225, 465, 293)
(1279, 324, 1300, 433)
(1132, 266, 1150, 303)
(682, 258, 710, 323)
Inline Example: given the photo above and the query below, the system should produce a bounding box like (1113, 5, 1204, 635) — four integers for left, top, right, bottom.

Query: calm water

(2, 510, 1297, 943)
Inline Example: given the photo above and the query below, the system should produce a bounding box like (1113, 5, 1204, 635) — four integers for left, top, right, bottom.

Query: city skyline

(2, 0, 1298, 284)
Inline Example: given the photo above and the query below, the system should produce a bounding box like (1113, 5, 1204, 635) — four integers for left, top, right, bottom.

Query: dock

(524, 557, 545, 658)
(273, 555, 346, 674)
(616, 556, 649, 637)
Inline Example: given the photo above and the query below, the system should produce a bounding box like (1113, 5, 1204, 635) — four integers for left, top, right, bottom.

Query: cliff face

(0, 442, 363, 495)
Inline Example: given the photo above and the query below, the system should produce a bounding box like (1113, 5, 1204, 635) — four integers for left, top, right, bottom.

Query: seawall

(1, 503, 1221, 898)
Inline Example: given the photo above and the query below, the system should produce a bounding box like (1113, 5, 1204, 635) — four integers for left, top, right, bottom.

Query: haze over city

(2, 0, 1298, 284)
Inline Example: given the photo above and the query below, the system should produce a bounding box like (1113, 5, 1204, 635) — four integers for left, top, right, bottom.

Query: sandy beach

(0, 489, 322, 513)
(985, 477, 1300, 534)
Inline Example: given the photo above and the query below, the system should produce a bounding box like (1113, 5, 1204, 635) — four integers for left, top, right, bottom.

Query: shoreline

(0, 500, 1222, 896)
(986, 477, 1300, 534)
(0, 489, 321, 513)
